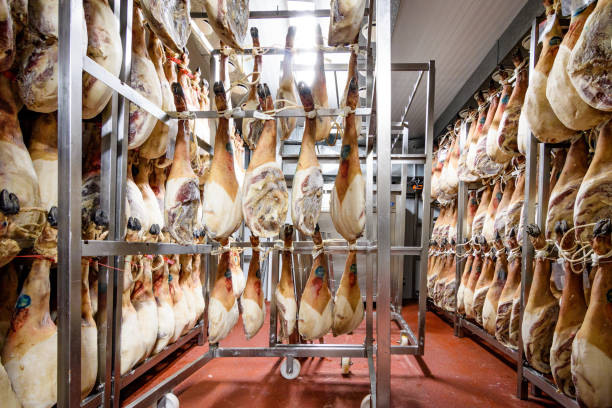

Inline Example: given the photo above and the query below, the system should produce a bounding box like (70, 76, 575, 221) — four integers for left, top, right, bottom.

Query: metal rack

(54, 1, 435, 407)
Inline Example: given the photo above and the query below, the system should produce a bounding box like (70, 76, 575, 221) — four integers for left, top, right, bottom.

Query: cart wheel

(400, 333, 409, 346)
(280, 357, 301, 380)
(360, 394, 372, 408)
(157, 393, 179, 408)
(341, 357, 351, 375)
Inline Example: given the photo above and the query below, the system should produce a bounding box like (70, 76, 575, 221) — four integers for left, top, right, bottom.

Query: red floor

(123, 303, 559, 407)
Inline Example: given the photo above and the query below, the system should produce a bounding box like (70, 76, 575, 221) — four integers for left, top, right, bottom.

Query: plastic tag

(253, 110, 273, 120)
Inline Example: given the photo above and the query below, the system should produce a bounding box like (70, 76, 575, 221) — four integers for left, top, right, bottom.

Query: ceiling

(391, 0, 528, 140)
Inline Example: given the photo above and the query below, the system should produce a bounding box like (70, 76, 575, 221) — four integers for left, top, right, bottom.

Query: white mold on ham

(328, 0, 366, 46)
(140, 0, 190, 54)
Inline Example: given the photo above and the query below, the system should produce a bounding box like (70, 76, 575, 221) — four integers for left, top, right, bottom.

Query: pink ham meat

(277, 26, 298, 141)
(82, 0, 122, 119)
(139, 0, 190, 54)
(567, 0, 612, 112)
(199, 0, 249, 50)
(328, 0, 366, 45)
(574, 119, 612, 243)
(571, 219, 612, 408)
(241, 27, 264, 150)
(0, 0, 14, 71)
(242, 84, 289, 238)
(165, 83, 201, 244)
(523, 1, 575, 143)
(0, 74, 45, 268)
(547, 2, 610, 130)
(292, 81, 323, 236)
(128, 7, 162, 149)
(545, 135, 588, 244)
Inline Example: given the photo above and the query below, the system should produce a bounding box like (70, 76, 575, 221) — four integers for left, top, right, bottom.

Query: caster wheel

(400, 333, 409, 346)
(360, 394, 372, 408)
(157, 393, 179, 408)
(341, 357, 351, 375)
(280, 357, 300, 380)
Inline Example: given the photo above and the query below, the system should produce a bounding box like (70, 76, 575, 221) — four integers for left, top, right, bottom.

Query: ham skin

(0, 0, 14, 71)
(464, 238, 486, 319)
(139, 0, 190, 54)
(482, 179, 503, 243)
(493, 177, 515, 239)
(28, 113, 58, 211)
(333, 249, 364, 335)
(208, 244, 239, 344)
(328, 0, 366, 45)
(505, 170, 525, 243)
(483, 235, 508, 334)
(229, 249, 245, 299)
(179, 254, 197, 333)
(313, 25, 332, 142)
(276, 225, 297, 340)
(152, 252, 175, 354)
(132, 254, 159, 360)
(199, 0, 249, 50)
(242, 235, 265, 339)
(168, 252, 190, 343)
(497, 51, 529, 158)
(473, 242, 496, 325)
(456, 243, 474, 315)
(495, 229, 521, 348)
(277, 26, 298, 141)
(241, 27, 264, 150)
(486, 68, 513, 164)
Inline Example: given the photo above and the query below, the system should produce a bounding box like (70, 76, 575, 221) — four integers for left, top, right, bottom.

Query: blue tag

(225, 142, 233, 153)
(549, 36, 562, 46)
(501, 94, 510, 105)
(341, 144, 351, 159)
(479, 116, 486, 124)
(15, 294, 31, 310)
(315, 266, 325, 278)
(168, 274, 173, 282)
(225, 269, 232, 279)
(572, 4, 588, 16)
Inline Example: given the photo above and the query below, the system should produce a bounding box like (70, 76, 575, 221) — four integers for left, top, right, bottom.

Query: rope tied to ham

(590, 247, 612, 266)
(507, 247, 522, 263)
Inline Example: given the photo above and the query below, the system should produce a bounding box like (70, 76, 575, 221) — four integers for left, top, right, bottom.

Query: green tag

(225, 142, 233, 153)
(350, 264, 357, 274)
(341, 144, 351, 159)
(315, 266, 325, 278)
(256, 269, 261, 279)
(15, 294, 31, 310)
(168, 274, 173, 282)
(225, 269, 232, 279)
(549, 36, 562, 46)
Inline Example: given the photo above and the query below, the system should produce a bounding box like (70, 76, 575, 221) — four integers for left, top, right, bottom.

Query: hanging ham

(242, 84, 288, 238)
(333, 248, 364, 335)
(464, 237, 486, 319)
(328, 0, 366, 45)
(132, 249, 160, 360)
(208, 240, 239, 344)
(313, 25, 332, 142)
(0, 360, 19, 408)
(522, 224, 559, 374)
(139, 0, 190, 54)
(465, 92, 488, 178)
(277, 26, 298, 141)
(486, 67, 513, 164)
(241, 27, 264, 150)
(139, 34, 177, 160)
(458, 112, 480, 183)
(0, 264, 18, 351)
(81, 122, 107, 239)
(199, 0, 249, 50)
(152, 248, 175, 354)
(567, 0, 612, 112)
(276, 224, 297, 340)
(456, 241, 474, 315)
(441, 246, 459, 311)
(229, 248, 245, 298)
(0, 74, 45, 268)
(0, 0, 14, 71)
(547, 2, 610, 130)
(472, 239, 496, 325)
(165, 83, 201, 244)
(465, 191, 479, 241)
(523, 1, 575, 143)
(472, 82, 504, 178)
(167, 250, 190, 343)
(549, 221, 587, 398)
(482, 180, 502, 243)
(125, 153, 151, 239)
(331, 77, 365, 243)
(428, 239, 449, 299)
(292, 81, 324, 236)
(495, 228, 521, 348)
(202, 81, 243, 241)
(135, 158, 164, 230)
(179, 253, 197, 332)
(546, 134, 589, 244)
(299, 225, 333, 340)
(191, 234, 206, 322)
(440, 130, 460, 196)
(28, 114, 57, 211)
(128, 7, 163, 150)
(493, 176, 515, 239)
(482, 234, 508, 335)
(241, 235, 264, 339)
(571, 219, 612, 408)
(504, 167, 525, 243)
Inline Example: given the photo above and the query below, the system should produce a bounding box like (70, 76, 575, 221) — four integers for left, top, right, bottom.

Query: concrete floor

(124, 303, 559, 407)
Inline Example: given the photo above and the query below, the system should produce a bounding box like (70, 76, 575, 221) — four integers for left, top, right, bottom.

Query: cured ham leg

(241, 27, 264, 150)
(495, 228, 521, 348)
(546, 2, 610, 130)
(574, 119, 612, 243)
(546, 135, 588, 243)
(465, 92, 488, 177)
(441, 247, 459, 312)
(128, 7, 162, 149)
(202, 81, 242, 240)
(456, 241, 474, 315)
(135, 159, 164, 229)
(497, 50, 529, 157)
(126, 153, 151, 239)
(0, 360, 19, 408)
(229, 249, 245, 298)
(568, 0, 612, 112)
(168, 250, 190, 343)
(28, 114, 57, 211)
(493, 176, 515, 238)
(486, 68, 512, 164)
(276, 225, 297, 340)
(132, 246, 160, 360)
(152, 246, 175, 354)
(464, 237, 486, 319)
(523, 1, 575, 143)
(200, 0, 249, 50)
(482, 234, 508, 335)
(139, 0, 190, 54)
(0, 74, 44, 268)
(549, 221, 587, 398)
(179, 254, 197, 333)
(472, 185, 492, 239)
(242, 235, 265, 339)
(292, 81, 324, 236)
(140, 34, 176, 159)
(426, 241, 444, 298)
(571, 219, 612, 408)
(328, 0, 366, 45)
(471, 82, 504, 178)
(208, 240, 239, 344)
(277, 26, 298, 141)
(473, 240, 496, 325)
(482, 180, 502, 243)
(522, 224, 559, 374)
(299, 225, 333, 340)
(313, 25, 332, 142)
(242, 84, 288, 238)
(440, 131, 460, 196)
(333, 249, 364, 335)
(505, 167, 525, 243)
(0, 0, 14, 71)
(458, 111, 480, 183)
(465, 191, 479, 241)
(331, 77, 365, 242)
(165, 83, 201, 244)
(82, 0, 122, 119)
(433, 243, 453, 306)
(2, 215, 58, 408)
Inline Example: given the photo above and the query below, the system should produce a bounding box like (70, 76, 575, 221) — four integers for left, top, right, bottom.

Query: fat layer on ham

(208, 246, 239, 344)
(333, 250, 364, 335)
(139, 0, 190, 53)
(241, 235, 265, 339)
(276, 225, 297, 340)
(197, 0, 249, 50)
(28, 113, 58, 211)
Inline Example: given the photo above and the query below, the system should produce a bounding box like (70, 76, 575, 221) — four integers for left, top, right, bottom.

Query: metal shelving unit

(53, 1, 436, 407)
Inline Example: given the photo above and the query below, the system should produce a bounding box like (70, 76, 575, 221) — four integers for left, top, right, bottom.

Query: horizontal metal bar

(390, 246, 422, 256)
(171, 107, 371, 119)
(293, 63, 368, 72)
(459, 318, 519, 362)
(214, 344, 367, 358)
(80, 391, 103, 408)
(391, 63, 430, 72)
(390, 345, 420, 355)
(82, 241, 212, 257)
(211, 46, 366, 56)
(522, 367, 579, 408)
(281, 153, 425, 164)
(191, 8, 369, 19)
(124, 350, 215, 408)
(83, 57, 170, 123)
(120, 324, 202, 389)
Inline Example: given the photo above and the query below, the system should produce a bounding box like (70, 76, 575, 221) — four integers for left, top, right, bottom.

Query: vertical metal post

(392, 128, 409, 308)
(365, 150, 375, 348)
(269, 250, 280, 346)
(375, 0, 392, 405)
(455, 181, 467, 336)
(58, 0, 83, 405)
